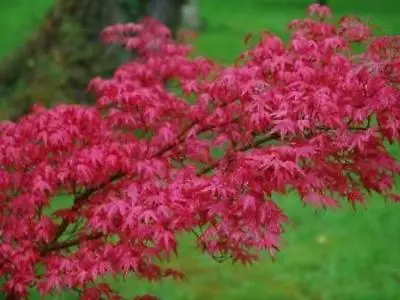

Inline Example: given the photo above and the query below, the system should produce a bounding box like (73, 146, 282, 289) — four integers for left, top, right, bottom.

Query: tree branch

(41, 232, 103, 255)
(46, 121, 371, 252)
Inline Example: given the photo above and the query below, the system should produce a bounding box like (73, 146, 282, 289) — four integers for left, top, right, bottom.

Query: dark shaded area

(0, 0, 185, 121)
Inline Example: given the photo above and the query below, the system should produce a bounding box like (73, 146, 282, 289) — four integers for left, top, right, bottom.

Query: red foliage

(1, 4, 400, 299)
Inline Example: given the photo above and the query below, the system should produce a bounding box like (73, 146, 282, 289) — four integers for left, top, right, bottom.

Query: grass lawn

(1, 0, 400, 299)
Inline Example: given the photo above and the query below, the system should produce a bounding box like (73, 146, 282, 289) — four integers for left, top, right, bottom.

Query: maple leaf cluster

(1, 4, 400, 299)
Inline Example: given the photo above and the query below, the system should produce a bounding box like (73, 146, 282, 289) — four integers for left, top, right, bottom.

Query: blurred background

(0, 0, 400, 299)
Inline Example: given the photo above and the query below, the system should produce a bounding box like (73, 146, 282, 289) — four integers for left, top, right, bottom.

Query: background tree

(181, 0, 205, 31)
(0, 0, 186, 121)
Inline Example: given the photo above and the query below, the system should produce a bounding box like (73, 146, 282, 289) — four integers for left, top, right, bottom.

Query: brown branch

(44, 132, 279, 253)
(49, 104, 235, 242)
(41, 232, 103, 255)
(198, 124, 370, 175)
(51, 171, 127, 243)
(198, 133, 280, 175)
(46, 120, 371, 252)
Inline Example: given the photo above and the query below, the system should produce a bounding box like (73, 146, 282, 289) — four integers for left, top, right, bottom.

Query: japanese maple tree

(1, 4, 400, 299)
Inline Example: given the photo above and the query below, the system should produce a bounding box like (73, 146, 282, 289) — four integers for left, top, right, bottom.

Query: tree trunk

(0, 0, 185, 121)
(146, 0, 185, 35)
(180, 0, 204, 31)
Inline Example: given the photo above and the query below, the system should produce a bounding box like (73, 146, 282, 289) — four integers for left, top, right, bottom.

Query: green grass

(102, 195, 400, 300)
(0, 0, 53, 58)
(1, 0, 400, 299)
